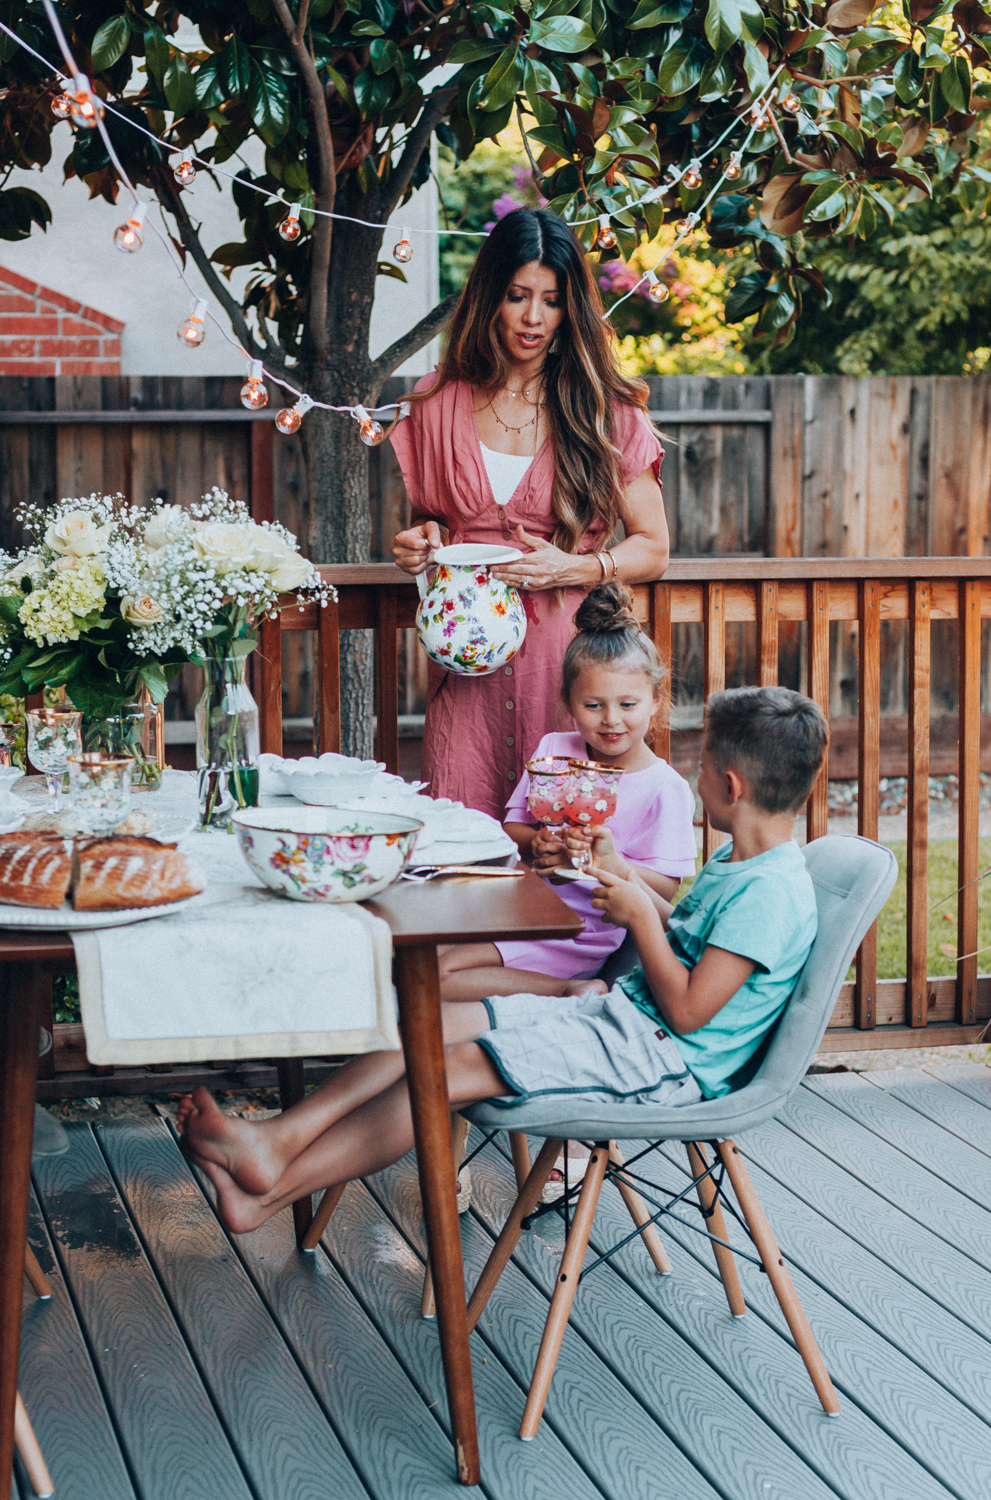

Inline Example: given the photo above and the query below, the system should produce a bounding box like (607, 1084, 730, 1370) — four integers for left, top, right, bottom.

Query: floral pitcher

(416, 543, 527, 676)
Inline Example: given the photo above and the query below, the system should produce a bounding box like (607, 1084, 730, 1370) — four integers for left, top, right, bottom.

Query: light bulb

(51, 86, 73, 120)
(682, 160, 702, 191)
(750, 105, 770, 129)
(113, 200, 146, 253)
(173, 149, 196, 186)
(69, 75, 103, 130)
(674, 215, 698, 238)
(724, 153, 742, 181)
(177, 298, 207, 346)
(645, 271, 669, 305)
(275, 393, 314, 435)
(781, 92, 801, 115)
(240, 360, 268, 410)
(597, 214, 617, 250)
(393, 225, 413, 263)
(278, 201, 301, 242)
(352, 404, 384, 446)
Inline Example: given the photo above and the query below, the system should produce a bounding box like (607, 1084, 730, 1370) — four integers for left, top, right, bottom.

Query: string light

(278, 202, 302, 242)
(353, 405, 385, 446)
(682, 160, 703, 191)
(177, 298, 207, 346)
(750, 104, 770, 129)
(275, 393, 314, 435)
(50, 82, 72, 119)
(597, 215, 617, 250)
(644, 269, 669, 305)
(240, 359, 268, 410)
(173, 148, 196, 187)
(393, 226, 413, 263)
(112, 200, 146, 253)
(781, 92, 801, 114)
(724, 153, 742, 181)
(69, 73, 103, 129)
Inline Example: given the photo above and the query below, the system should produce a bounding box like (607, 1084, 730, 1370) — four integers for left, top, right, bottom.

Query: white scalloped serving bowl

(277, 752, 387, 805)
(232, 806, 423, 902)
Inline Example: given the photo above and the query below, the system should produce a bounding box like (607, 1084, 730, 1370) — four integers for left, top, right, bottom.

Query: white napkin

(74, 881, 398, 1066)
(332, 791, 516, 864)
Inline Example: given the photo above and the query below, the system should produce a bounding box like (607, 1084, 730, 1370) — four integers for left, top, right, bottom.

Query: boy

(179, 686, 828, 1233)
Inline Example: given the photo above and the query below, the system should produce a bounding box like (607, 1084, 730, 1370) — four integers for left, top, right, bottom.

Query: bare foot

(179, 1086, 283, 1196)
(561, 977, 609, 997)
(195, 1156, 275, 1235)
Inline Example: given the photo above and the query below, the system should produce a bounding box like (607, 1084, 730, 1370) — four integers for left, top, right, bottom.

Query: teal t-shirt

(617, 840, 817, 1099)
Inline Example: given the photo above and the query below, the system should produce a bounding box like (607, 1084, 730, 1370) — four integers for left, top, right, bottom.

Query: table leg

(276, 1059, 313, 1245)
(0, 964, 43, 1500)
(395, 944, 480, 1487)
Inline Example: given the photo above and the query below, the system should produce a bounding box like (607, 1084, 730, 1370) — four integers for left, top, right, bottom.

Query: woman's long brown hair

(420, 208, 651, 555)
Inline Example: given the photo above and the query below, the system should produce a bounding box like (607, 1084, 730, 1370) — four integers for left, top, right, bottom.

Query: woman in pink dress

(390, 207, 669, 819)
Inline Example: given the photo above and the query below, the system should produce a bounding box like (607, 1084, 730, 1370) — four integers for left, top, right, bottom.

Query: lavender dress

(495, 732, 698, 981)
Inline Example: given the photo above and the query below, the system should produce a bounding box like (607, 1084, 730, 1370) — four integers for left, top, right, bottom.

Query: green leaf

(704, 0, 762, 61)
(249, 62, 292, 146)
(725, 268, 771, 321)
(446, 39, 502, 63)
(893, 48, 923, 103)
(220, 35, 252, 98)
(91, 14, 131, 72)
(822, 120, 862, 152)
(945, 54, 971, 112)
(529, 15, 597, 52)
(377, 260, 408, 281)
(351, 20, 385, 33)
(0, 187, 52, 242)
(657, 38, 707, 94)
(193, 55, 225, 109)
(144, 26, 171, 81)
(743, 40, 769, 94)
(371, 37, 401, 75)
(629, 0, 691, 24)
(807, 187, 847, 221)
(166, 53, 197, 115)
(479, 45, 522, 110)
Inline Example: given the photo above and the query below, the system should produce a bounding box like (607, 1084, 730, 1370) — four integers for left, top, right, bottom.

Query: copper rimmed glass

(525, 756, 572, 841)
(68, 752, 133, 834)
(564, 758, 625, 870)
(26, 709, 82, 812)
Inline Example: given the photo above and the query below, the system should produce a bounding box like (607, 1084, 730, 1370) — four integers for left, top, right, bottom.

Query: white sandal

(456, 1167, 471, 1214)
(541, 1148, 591, 1203)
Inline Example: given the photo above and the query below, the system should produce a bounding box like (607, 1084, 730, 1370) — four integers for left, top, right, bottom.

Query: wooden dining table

(0, 867, 582, 1495)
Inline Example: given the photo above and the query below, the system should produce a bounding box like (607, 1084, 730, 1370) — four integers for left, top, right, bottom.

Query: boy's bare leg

(196, 1040, 506, 1235)
(439, 942, 608, 1001)
(179, 1001, 490, 1194)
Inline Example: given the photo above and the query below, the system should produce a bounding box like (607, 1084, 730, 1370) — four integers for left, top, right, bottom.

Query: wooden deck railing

(261, 557, 991, 1054)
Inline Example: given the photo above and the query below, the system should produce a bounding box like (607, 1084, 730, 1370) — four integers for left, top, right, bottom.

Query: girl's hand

(530, 827, 572, 872)
(589, 865, 657, 929)
(490, 526, 595, 591)
(564, 825, 627, 878)
(393, 520, 442, 575)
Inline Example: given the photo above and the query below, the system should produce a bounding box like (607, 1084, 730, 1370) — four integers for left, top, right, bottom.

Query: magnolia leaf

(826, 0, 881, 25)
(377, 261, 408, 281)
(446, 39, 502, 63)
(166, 53, 196, 115)
(91, 14, 131, 72)
(894, 46, 924, 101)
(760, 173, 812, 235)
(144, 26, 171, 81)
(248, 63, 291, 146)
(220, 36, 252, 98)
(479, 45, 522, 110)
(529, 15, 597, 52)
(0, 187, 52, 242)
(725, 268, 772, 321)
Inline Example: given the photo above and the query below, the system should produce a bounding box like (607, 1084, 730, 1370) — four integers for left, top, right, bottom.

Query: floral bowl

(231, 806, 423, 903)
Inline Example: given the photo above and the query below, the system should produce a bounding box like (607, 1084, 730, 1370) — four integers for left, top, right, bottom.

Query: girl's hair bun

(573, 581, 638, 635)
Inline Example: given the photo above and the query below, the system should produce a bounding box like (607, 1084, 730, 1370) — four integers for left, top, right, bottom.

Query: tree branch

(374, 86, 456, 222)
(272, 0, 336, 362)
(371, 290, 459, 382)
(516, 100, 553, 195)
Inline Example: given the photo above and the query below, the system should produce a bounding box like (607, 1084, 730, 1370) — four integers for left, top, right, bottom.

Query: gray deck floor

(17, 1065, 991, 1500)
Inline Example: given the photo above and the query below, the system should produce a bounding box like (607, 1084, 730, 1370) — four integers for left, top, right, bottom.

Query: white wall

(0, 124, 440, 380)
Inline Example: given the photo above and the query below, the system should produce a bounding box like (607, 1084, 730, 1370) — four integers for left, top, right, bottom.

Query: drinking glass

(525, 757, 572, 842)
(68, 753, 133, 834)
(564, 758, 625, 871)
(26, 709, 82, 812)
(0, 722, 17, 768)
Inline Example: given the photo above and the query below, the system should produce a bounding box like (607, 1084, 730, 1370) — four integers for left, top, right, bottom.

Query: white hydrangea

(18, 555, 107, 645)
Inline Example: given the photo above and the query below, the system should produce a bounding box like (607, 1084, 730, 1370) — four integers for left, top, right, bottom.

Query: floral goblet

(26, 709, 82, 812)
(68, 753, 133, 834)
(564, 758, 625, 871)
(526, 757, 572, 842)
(0, 722, 17, 768)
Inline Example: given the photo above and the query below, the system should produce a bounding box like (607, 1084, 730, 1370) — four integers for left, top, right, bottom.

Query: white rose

(192, 522, 256, 575)
(247, 523, 294, 573)
(4, 556, 45, 587)
(54, 555, 78, 573)
(270, 552, 313, 592)
(121, 594, 164, 625)
(44, 511, 111, 557)
(143, 504, 186, 550)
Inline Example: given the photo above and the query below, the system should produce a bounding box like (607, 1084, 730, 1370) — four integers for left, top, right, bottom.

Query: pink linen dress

(497, 732, 697, 979)
(389, 376, 664, 819)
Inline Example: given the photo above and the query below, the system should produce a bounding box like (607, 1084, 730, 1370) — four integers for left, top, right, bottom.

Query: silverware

(400, 864, 524, 883)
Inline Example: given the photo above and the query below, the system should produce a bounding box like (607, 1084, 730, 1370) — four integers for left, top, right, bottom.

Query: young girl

(439, 583, 697, 1001)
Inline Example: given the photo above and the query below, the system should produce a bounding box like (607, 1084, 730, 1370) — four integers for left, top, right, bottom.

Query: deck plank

(784, 1084, 991, 1272)
(96, 1118, 369, 1500)
(363, 1154, 718, 1500)
(371, 1146, 839, 1500)
(864, 1067, 991, 1160)
(320, 1173, 607, 1500)
(923, 1062, 991, 1112)
(19, 1187, 136, 1500)
(29, 1124, 254, 1500)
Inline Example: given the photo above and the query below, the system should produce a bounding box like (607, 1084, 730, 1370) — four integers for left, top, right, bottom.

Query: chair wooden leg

(608, 1143, 673, 1276)
(686, 1141, 746, 1317)
(717, 1141, 840, 1416)
(519, 1142, 609, 1440)
(509, 1131, 531, 1191)
(22, 1247, 51, 1302)
(421, 1114, 472, 1319)
(14, 1393, 53, 1498)
(300, 1182, 347, 1253)
(466, 1138, 561, 1333)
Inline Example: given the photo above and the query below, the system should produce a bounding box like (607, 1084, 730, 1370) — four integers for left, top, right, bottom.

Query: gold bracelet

(606, 549, 619, 580)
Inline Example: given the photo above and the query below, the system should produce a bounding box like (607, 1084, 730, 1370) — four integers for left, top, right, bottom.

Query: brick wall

(0, 266, 123, 375)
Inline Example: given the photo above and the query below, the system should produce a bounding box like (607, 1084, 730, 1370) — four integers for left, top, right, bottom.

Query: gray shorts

(477, 987, 703, 1109)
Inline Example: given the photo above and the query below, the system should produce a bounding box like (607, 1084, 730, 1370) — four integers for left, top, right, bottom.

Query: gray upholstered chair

(463, 835, 897, 1439)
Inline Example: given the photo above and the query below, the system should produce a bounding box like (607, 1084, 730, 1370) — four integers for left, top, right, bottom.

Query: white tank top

(479, 441, 533, 508)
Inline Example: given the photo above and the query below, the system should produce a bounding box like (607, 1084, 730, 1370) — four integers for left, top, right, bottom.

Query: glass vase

(194, 655, 260, 827)
(81, 699, 163, 792)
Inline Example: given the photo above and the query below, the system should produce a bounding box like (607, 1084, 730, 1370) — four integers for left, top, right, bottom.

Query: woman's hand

(565, 826, 628, 878)
(530, 827, 572, 873)
(393, 519, 443, 576)
(490, 525, 598, 592)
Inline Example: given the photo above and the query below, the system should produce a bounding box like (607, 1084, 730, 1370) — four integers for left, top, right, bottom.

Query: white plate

(0, 891, 205, 931)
